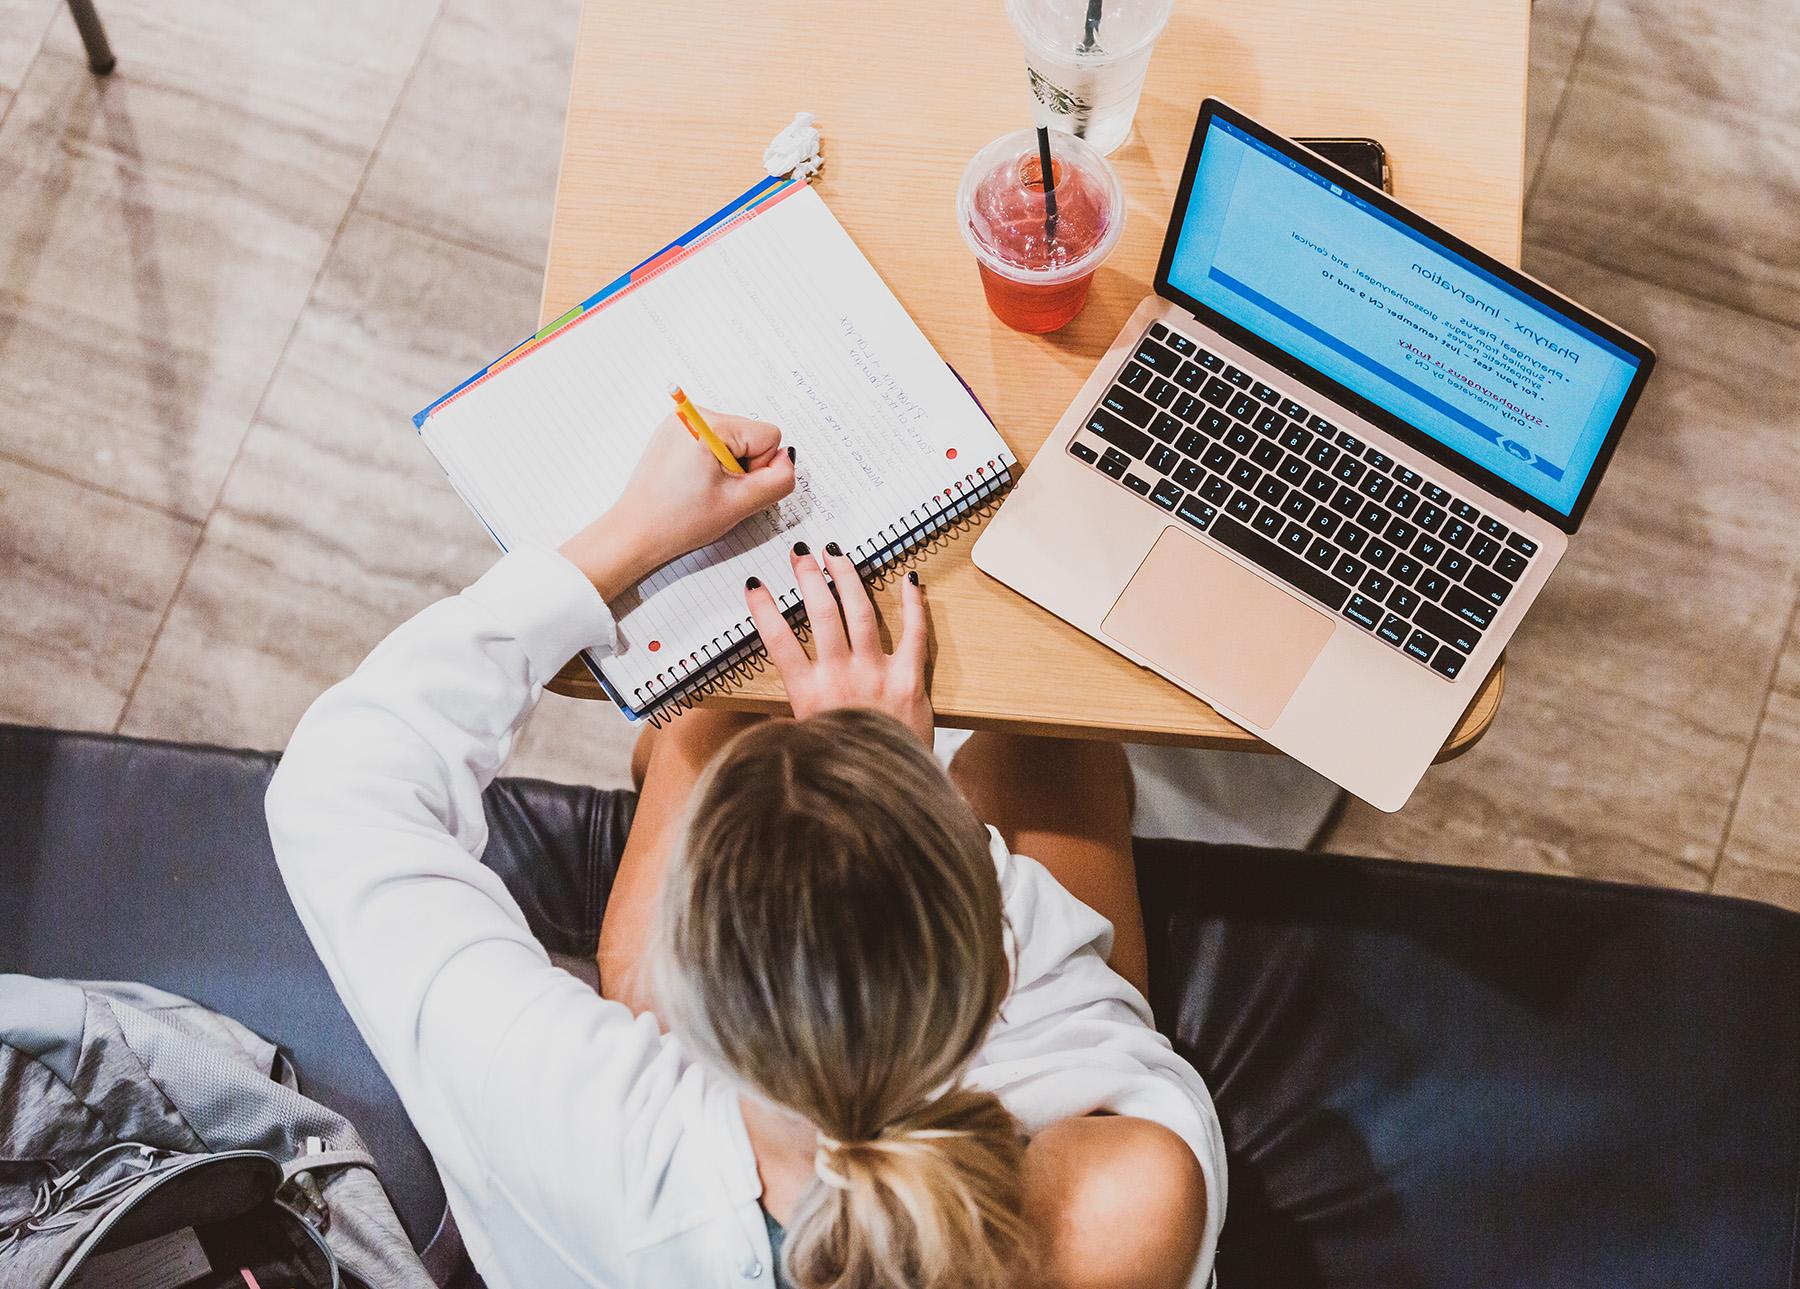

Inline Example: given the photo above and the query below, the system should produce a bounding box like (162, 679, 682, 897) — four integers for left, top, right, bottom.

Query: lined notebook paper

(416, 179, 1014, 720)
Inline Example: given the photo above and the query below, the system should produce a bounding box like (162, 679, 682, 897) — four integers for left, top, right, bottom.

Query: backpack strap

(280, 1149, 376, 1181)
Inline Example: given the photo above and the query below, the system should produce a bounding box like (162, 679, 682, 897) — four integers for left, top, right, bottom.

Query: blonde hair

(651, 710, 1029, 1289)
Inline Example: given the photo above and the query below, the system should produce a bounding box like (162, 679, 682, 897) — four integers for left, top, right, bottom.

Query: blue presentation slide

(1168, 120, 1639, 515)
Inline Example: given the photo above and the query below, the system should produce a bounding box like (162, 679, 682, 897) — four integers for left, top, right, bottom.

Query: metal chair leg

(65, 0, 116, 76)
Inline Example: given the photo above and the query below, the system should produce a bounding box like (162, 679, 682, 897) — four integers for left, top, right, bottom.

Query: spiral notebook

(414, 176, 1016, 721)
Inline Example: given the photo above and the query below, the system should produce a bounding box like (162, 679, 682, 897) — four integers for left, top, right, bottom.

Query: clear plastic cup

(957, 128, 1125, 333)
(1005, 0, 1173, 155)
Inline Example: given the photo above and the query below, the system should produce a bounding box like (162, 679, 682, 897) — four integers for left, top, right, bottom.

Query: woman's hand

(746, 543, 933, 744)
(559, 409, 796, 601)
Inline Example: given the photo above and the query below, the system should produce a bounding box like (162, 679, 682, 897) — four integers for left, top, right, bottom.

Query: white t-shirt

(267, 547, 1227, 1289)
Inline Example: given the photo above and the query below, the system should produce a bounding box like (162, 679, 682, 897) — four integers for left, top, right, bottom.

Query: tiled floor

(2, 2, 1794, 898)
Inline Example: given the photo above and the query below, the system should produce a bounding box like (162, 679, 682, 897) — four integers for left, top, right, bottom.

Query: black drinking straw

(1036, 124, 1059, 242)
(1081, 0, 1103, 51)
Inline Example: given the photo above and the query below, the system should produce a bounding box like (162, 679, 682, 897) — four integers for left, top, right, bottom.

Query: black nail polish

(792, 541, 810, 557)
(745, 576, 761, 590)
(825, 541, 842, 558)
(907, 570, 920, 586)
(786, 445, 796, 463)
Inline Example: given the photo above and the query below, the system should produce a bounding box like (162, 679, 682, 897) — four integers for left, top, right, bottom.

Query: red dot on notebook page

(946, 447, 958, 460)
(648, 640, 661, 653)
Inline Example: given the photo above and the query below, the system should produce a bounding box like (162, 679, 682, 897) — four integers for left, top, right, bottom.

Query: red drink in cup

(957, 127, 1124, 333)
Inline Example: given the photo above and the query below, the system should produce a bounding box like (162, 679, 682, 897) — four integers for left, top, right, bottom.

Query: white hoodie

(266, 546, 1226, 1289)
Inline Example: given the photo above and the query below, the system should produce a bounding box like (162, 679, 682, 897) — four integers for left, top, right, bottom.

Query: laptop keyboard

(1069, 320, 1540, 681)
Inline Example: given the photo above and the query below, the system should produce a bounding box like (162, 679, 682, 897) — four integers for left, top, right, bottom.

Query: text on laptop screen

(1167, 118, 1640, 516)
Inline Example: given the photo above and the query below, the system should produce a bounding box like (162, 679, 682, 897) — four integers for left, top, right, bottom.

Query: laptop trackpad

(1102, 528, 1336, 729)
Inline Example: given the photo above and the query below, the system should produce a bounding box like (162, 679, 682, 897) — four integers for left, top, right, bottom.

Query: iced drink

(957, 128, 1124, 334)
(1006, 0, 1172, 155)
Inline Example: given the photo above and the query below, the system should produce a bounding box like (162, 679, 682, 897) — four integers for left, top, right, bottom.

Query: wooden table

(541, 0, 1526, 753)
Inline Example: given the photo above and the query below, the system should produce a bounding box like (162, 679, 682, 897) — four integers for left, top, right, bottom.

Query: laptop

(972, 99, 1656, 811)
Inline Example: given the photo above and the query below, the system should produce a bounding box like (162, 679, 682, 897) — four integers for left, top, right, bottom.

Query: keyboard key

(1429, 645, 1467, 680)
(1376, 613, 1409, 647)
(1468, 535, 1502, 565)
(1229, 393, 1261, 421)
(1342, 594, 1380, 630)
(1413, 533, 1445, 563)
(1280, 521, 1311, 553)
(1415, 503, 1446, 532)
(1440, 586, 1497, 633)
(1438, 549, 1471, 580)
(1252, 380, 1281, 404)
(1307, 413, 1337, 434)
(1175, 360, 1205, 391)
(1331, 485, 1363, 517)
(1147, 377, 1178, 407)
(1463, 564, 1514, 607)
(1173, 461, 1204, 490)
(1202, 443, 1234, 473)
(1358, 501, 1390, 531)
(1386, 517, 1419, 547)
(1200, 475, 1231, 504)
(1494, 549, 1529, 581)
(1416, 602, 1482, 655)
(1176, 428, 1206, 457)
(1176, 497, 1217, 531)
(1279, 398, 1309, 422)
(1164, 329, 1192, 353)
(1201, 377, 1235, 406)
(1102, 386, 1158, 427)
(1416, 570, 1451, 601)
(1223, 424, 1256, 454)
(1364, 540, 1394, 570)
(1278, 454, 1309, 483)
(1226, 490, 1258, 520)
(1280, 492, 1315, 522)
(1087, 409, 1152, 458)
(1306, 536, 1337, 569)
(1306, 439, 1340, 469)
(1147, 444, 1180, 475)
(1069, 440, 1099, 465)
(1120, 361, 1151, 392)
(1150, 479, 1183, 511)
(1174, 393, 1204, 422)
(1279, 424, 1314, 455)
(1364, 449, 1392, 472)
(1387, 585, 1420, 616)
(1441, 518, 1473, 549)
(1394, 466, 1420, 487)
(1334, 554, 1367, 585)
(1332, 457, 1368, 487)
(1361, 570, 1393, 599)
(1124, 473, 1152, 496)
(1134, 341, 1176, 373)
(1336, 430, 1366, 454)
(1358, 473, 1393, 502)
(1306, 508, 1342, 539)
(1303, 471, 1336, 501)
(1254, 476, 1288, 505)
(1478, 514, 1509, 539)
(1207, 514, 1351, 611)
(1228, 459, 1261, 489)
(1253, 505, 1284, 536)
(1449, 498, 1478, 522)
(1422, 482, 1451, 505)
(1149, 322, 1169, 340)
(1388, 488, 1419, 517)
(1338, 523, 1368, 553)
(1098, 448, 1129, 478)
(1404, 630, 1438, 664)
(1254, 408, 1287, 436)
(1251, 439, 1284, 469)
(1151, 412, 1183, 444)
(1390, 556, 1423, 587)
(1199, 409, 1231, 437)
(1222, 364, 1253, 389)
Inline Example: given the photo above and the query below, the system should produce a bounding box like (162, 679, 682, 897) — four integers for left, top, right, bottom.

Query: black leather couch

(4, 722, 1797, 1287)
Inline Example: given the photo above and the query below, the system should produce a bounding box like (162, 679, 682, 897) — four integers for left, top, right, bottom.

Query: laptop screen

(1161, 113, 1645, 520)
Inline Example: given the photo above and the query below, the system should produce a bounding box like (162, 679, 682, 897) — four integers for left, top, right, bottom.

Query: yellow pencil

(668, 383, 746, 475)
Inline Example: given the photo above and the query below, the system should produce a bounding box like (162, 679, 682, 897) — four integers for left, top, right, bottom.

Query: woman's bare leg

(948, 732, 1147, 998)
(598, 707, 763, 1011)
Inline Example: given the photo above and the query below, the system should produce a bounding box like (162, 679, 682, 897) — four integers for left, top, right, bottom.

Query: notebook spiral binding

(633, 456, 1017, 727)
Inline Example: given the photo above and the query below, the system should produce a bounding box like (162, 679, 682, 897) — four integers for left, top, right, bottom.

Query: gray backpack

(0, 976, 441, 1289)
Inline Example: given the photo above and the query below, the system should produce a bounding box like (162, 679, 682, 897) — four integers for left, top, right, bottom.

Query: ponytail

(789, 1088, 1030, 1289)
